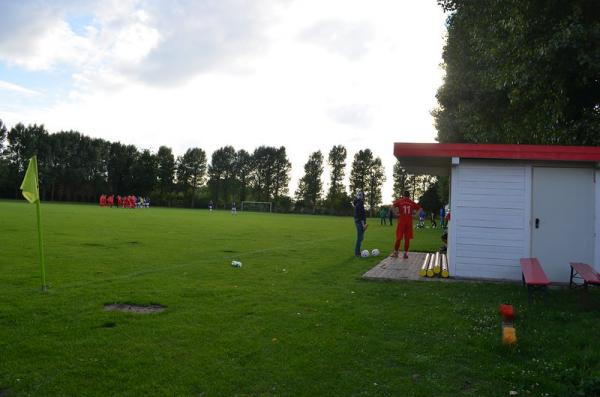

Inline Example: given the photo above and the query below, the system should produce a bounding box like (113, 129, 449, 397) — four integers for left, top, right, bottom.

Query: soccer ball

(371, 249, 380, 257)
(361, 250, 370, 257)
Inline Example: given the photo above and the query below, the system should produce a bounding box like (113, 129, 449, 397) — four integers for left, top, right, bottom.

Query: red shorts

(396, 222, 413, 240)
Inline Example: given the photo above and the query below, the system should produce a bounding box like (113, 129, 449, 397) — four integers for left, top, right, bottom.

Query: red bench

(520, 258, 551, 302)
(569, 262, 600, 289)
(569, 263, 600, 306)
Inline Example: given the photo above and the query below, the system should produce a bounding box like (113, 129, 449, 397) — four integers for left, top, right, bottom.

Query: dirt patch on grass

(82, 242, 117, 249)
(104, 303, 165, 313)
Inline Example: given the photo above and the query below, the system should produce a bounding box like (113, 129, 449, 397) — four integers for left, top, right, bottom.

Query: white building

(394, 143, 600, 283)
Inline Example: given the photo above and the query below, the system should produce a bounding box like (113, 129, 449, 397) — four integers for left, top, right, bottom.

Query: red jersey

(393, 197, 421, 224)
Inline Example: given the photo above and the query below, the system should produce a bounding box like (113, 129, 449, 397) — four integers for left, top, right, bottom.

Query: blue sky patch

(65, 12, 95, 36)
(0, 61, 74, 112)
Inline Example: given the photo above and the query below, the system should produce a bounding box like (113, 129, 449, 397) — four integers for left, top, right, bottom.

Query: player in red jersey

(391, 190, 421, 259)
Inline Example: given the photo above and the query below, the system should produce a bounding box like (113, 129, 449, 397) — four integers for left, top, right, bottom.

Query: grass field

(1, 200, 599, 396)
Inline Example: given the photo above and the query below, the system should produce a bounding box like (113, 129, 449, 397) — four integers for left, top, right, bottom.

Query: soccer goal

(241, 201, 272, 212)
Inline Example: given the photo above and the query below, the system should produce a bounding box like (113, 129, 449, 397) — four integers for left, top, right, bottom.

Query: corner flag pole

(20, 155, 47, 291)
(35, 199, 47, 291)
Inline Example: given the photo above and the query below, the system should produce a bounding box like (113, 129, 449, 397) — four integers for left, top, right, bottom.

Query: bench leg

(542, 285, 547, 302)
(570, 267, 574, 289)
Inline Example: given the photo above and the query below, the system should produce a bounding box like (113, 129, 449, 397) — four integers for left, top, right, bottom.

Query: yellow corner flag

(20, 156, 40, 203)
(20, 156, 47, 291)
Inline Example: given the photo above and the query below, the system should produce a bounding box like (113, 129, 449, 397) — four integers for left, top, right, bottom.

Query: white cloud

(328, 104, 372, 128)
(0, 80, 42, 96)
(299, 20, 373, 60)
(111, 20, 160, 66)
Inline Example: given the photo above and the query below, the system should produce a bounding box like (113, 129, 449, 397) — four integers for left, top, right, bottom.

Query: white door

(531, 167, 595, 282)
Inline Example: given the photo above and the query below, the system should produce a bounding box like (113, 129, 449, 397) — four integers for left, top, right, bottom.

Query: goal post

(241, 201, 272, 212)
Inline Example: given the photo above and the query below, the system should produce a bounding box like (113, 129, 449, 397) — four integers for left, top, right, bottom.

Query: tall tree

(392, 160, 413, 199)
(177, 147, 207, 208)
(410, 175, 436, 202)
(434, 0, 600, 145)
(156, 146, 175, 195)
(251, 146, 291, 201)
(6, 123, 47, 198)
(365, 157, 385, 216)
(349, 149, 373, 198)
(132, 149, 158, 196)
(91, 138, 111, 200)
(107, 142, 138, 195)
(272, 146, 291, 199)
(250, 146, 273, 201)
(6, 123, 46, 171)
(49, 131, 90, 201)
(234, 149, 252, 202)
(327, 145, 347, 200)
(0, 119, 10, 197)
(0, 119, 7, 153)
(78, 135, 110, 201)
(437, 176, 450, 206)
(295, 150, 324, 212)
(44, 131, 72, 201)
(418, 182, 442, 214)
(208, 146, 236, 205)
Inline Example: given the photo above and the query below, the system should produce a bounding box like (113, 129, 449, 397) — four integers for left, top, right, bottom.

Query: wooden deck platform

(362, 252, 450, 282)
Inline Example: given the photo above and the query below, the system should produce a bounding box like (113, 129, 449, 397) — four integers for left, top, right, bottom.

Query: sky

(0, 0, 448, 201)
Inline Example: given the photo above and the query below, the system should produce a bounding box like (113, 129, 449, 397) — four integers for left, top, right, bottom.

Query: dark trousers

(354, 221, 364, 256)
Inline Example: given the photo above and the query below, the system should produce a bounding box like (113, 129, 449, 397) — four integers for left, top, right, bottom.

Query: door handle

(535, 218, 540, 229)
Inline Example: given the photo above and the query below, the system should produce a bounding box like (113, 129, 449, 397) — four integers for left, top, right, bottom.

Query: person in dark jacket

(353, 191, 368, 256)
(388, 205, 394, 226)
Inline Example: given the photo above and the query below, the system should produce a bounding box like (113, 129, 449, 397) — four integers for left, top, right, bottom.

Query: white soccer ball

(371, 249, 380, 257)
(361, 250, 370, 257)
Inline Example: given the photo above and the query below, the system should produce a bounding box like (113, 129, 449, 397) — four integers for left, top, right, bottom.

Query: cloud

(0, 1, 96, 70)
(299, 19, 373, 60)
(328, 104, 372, 128)
(130, 0, 274, 85)
(0, 2, 58, 63)
(0, 0, 270, 86)
(0, 80, 42, 96)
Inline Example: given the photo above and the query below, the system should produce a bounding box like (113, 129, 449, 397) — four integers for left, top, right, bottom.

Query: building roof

(394, 142, 600, 175)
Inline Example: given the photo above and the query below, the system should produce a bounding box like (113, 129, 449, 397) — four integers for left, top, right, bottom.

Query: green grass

(0, 200, 599, 396)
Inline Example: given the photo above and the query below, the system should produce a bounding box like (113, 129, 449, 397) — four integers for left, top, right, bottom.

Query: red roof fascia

(394, 143, 600, 162)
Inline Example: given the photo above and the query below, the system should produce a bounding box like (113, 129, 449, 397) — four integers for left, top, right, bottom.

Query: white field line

(55, 236, 344, 290)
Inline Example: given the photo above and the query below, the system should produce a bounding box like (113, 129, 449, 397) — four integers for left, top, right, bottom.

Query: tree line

(0, 120, 442, 215)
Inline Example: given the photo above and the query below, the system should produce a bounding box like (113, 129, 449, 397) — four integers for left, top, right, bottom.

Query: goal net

(241, 201, 272, 212)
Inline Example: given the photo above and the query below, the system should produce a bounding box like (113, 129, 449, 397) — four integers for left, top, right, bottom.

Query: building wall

(451, 160, 531, 280)
(596, 169, 600, 272)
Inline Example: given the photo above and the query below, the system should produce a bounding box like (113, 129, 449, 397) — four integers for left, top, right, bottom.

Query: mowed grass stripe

(53, 235, 344, 292)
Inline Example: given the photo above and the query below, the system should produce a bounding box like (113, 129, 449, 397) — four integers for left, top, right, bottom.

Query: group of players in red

(99, 194, 144, 208)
